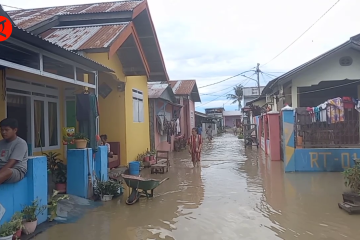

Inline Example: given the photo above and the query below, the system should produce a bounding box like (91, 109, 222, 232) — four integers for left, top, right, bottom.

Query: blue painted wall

(95, 146, 108, 181)
(295, 148, 357, 172)
(67, 148, 94, 199)
(0, 156, 47, 225)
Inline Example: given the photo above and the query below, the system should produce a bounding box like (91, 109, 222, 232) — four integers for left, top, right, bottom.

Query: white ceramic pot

(22, 219, 38, 235)
(0, 235, 13, 240)
(101, 195, 113, 202)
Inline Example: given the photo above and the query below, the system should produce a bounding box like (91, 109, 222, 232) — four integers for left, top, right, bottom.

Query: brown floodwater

(34, 134, 360, 240)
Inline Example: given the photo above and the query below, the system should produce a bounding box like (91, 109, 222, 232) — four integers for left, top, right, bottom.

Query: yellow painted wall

(85, 53, 150, 165)
(125, 76, 150, 163)
(85, 52, 128, 164)
(5, 68, 77, 162)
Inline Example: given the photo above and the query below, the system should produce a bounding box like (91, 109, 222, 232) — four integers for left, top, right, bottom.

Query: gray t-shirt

(0, 137, 28, 174)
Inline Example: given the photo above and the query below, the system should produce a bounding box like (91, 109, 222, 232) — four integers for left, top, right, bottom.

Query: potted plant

(343, 159, 360, 204)
(73, 133, 89, 149)
(143, 149, 150, 162)
(21, 199, 47, 235)
(0, 221, 15, 240)
(95, 177, 121, 202)
(54, 162, 67, 193)
(43, 152, 63, 191)
(48, 190, 69, 222)
(10, 212, 23, 239)
(149, 150, 156, 161)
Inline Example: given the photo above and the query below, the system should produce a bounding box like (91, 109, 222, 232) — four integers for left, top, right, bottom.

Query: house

(7, 0, 170, 165)
(204, 107, 224, 130)
(222, 111, 242, 128)
(261, 33, 360, 172)
(169, 80, 201, 138)
(242, 86, 265, 107)
(194, 111, 219, 137)
(148, 82, 182, 152)
(0, 5, 113, 159)
(0, 6, 114, 223)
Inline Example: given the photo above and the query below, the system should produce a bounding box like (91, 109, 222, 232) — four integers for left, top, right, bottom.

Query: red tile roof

(169, 80, 196, 95)
(7, 1, 143, 29)
(40, 24, 128, 50)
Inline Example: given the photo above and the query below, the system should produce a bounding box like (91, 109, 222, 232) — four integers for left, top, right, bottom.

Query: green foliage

(54, 162, 67, 184)
(344, 159, 360, 194)
(94, 177, 121, 196)
(238, 134, 244, 139)
(73, 133, 90, 142)
(0, 221, 15, 237)
(226, 84, 244, 110)
(43, 152, 62, 174)
(48, 190, 69, 222)
(22, 198, 47, 222)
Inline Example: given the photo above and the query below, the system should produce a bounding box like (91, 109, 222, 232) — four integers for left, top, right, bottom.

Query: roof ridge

(6, 0, 143, 12)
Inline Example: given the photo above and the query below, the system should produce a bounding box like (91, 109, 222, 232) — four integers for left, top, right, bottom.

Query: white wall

(290, 47, 360, 107)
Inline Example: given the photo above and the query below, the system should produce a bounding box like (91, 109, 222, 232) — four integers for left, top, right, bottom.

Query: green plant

(10, 212, 24, 232)
(43, 152, 62, 175)
(94, 177, 121, 196)
(73, 133, 90, 142)
(48, 190, 69, 222)
(0, 221, 16, 237)
(22, 198, 47, 222)
(54, 162, 67, 184)
(238, 134, 244, 139)
(344, 160, 360, 194)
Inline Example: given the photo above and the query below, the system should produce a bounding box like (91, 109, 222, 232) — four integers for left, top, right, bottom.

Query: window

(48, 102, 58, 146)
(252, 88, 258, 95)
(132, 89, 144, 122)
(34, 100, 45, 148)
(6, 77, 60, 152)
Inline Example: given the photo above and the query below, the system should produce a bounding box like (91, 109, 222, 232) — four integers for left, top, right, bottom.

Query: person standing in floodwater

(206, 125, 213, 141)
(188, 127, 203, 167)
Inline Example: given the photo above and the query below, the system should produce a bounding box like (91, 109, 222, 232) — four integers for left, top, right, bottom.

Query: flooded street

(35, 134, 360, 240)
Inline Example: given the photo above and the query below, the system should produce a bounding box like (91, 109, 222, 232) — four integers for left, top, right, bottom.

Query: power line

(198, 69, 254, 89)
(196, 74, 255, 108)
(262, 0, 341, 67)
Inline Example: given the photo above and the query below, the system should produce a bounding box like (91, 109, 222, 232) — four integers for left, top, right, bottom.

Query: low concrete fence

(0, 156, 48, 225)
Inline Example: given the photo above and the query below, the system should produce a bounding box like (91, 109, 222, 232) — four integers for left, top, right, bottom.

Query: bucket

(129, 161, 140, 176)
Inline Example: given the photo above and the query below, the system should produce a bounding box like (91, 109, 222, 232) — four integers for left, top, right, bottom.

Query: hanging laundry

(176, 118, 181, 135)
(313, 107, 321, 122)
(355, 99, 360, 113)
(296, 107, 312, 124)
(327, 97, 344, 123)
(318, 102, 327, 122)
(342, 97, 354, 109)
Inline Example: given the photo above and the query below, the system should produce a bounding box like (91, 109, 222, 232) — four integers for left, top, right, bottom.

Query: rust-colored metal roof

(148, 83, 168, 99)
(169, 80, 196, 95)
(7, 1, 143, 29)
(40, 24, 128, 50)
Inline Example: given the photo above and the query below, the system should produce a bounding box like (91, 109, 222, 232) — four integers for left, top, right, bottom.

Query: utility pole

(256, 63, 261, 96)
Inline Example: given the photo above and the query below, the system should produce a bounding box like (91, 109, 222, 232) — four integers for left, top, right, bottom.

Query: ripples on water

(35, 134, 360, 240)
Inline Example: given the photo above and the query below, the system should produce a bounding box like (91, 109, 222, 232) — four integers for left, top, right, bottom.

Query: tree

(226, 84, 244, 110)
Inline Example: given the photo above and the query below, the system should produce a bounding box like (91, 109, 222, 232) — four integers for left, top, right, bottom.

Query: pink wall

(267, 112, 281, 161)
(177, 98, 194, 139)
(153, 100, 175, 152)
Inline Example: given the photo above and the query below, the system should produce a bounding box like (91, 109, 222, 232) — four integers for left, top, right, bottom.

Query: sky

(2, 0, 360, 112)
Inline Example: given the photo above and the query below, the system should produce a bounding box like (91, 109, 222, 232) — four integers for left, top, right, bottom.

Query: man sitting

(0, 118, 28, 185)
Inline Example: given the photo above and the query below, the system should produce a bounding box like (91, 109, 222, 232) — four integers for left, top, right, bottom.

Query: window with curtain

(48, 102, 58, 146)
(34, 100, 45, 148)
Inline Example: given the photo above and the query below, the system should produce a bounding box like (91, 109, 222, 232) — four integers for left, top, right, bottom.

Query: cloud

(3, 0, 360, 112)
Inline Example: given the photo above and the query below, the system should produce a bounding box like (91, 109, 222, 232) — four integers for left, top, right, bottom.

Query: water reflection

(34, 134, 360, 240)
